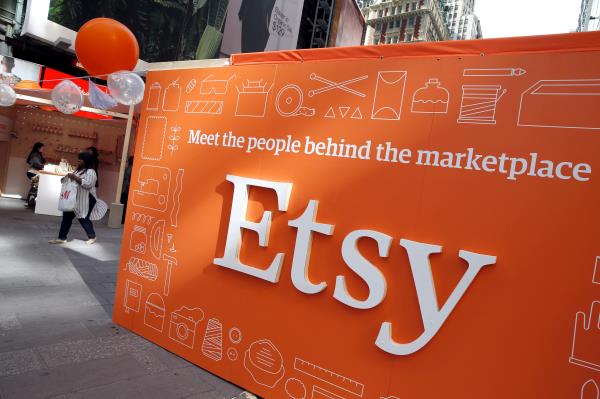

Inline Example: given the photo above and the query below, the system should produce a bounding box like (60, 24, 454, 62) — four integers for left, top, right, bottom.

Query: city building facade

(363, 0, 450, 45)
(578, 0, 600, 31)
(444, 0, 482, 40)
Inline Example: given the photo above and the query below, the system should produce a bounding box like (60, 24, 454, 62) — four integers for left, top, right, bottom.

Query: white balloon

(51, 80, 83, 114)
(0, 84, 16, 107)
(108, 72, 145, 106)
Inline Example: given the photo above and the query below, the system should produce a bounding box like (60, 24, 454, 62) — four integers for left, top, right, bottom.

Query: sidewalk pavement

(0, 198, 247, 399)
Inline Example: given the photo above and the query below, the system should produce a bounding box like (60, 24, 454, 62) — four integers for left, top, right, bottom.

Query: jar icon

(411, 78, 450, 114)
(147, 82, 161, 111)
(162, 79, 181, 112)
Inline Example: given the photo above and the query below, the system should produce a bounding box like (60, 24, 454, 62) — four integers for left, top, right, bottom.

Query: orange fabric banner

(115, 32, 600, 398)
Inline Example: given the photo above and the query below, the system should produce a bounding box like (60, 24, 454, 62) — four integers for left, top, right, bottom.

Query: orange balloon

(75, 18, 139, 77)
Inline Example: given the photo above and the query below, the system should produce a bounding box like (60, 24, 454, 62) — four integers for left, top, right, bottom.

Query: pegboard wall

(12, 107, 128, 169)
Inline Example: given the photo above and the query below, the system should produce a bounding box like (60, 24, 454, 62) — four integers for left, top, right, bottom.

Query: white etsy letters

(215, 175, 497, 356)
(213, 175, 292, 283)
(375, 241, 497, 355)
(333, 230, 391, 309)
(288, 200, 334, 294)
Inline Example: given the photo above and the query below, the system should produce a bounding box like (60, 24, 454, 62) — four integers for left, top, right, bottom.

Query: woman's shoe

(48, 239, 66, 244)
(85, 238, 97, 245)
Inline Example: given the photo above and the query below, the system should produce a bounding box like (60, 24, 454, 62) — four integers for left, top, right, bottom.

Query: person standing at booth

(87, 146, 100, 187)
(49, 152, 103, 245)
(26, 142, 45, 179)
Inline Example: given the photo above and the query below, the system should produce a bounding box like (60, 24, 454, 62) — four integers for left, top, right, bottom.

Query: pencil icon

(463, 68, 527, 77)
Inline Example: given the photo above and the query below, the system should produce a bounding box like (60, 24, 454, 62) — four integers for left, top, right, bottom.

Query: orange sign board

(115, 32, 600, 398)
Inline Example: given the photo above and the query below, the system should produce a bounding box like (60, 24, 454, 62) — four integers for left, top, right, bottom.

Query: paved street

(0, 198, 246, 399)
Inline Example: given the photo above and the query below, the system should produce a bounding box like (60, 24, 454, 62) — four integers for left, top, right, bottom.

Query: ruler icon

(293, 357, 365, 397)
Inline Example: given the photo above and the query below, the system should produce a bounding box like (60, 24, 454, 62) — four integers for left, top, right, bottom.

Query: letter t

(288, 200, 335, 294)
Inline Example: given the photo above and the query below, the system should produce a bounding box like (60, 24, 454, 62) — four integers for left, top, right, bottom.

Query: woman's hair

(77, 151, 95, 171)
(87, 146, 99, 159)
(26, 142, 44, 163)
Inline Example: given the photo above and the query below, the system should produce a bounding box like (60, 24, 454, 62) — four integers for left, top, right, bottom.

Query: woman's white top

(63, 168, 107, 220)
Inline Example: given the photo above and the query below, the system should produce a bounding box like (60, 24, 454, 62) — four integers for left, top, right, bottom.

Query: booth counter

(35, 169, 66, 217)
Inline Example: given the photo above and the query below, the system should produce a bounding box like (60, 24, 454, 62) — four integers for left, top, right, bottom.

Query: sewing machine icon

(132, 165, 171, 212)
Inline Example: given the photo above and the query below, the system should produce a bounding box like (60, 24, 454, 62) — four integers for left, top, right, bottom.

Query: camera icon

(168, 306, 204, 349)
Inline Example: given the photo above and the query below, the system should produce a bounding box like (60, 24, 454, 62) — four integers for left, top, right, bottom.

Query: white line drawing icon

(168, 306, 204, 349)
(162, 78, 182, 112)
(324, 106, 353, 119)
(229, 327, 243, 344)
(276, 85, 316, 117)
(132, 166, 171, 212)
(132, 213, 154, 224)
(463, 68, 527, 77)
(339, 106, 350, 118)
(371, 71, 407, 121)
(570, 301, 600, 372)
(308, 74, 367, 98)
(130, 225, 147, 254)
(227, 347, 239, 361)
(185, 75, 236, 115)
(312, 386, 345, 399)
(294, 357, 364, 397)
(457, 85, 506, 125)
(285, 378, 307, 399)
(411, 78, 450, 114)
(594, 256, 600, 285)
(125, 257, 158, 281)
(351, 108, 363, 120)
(169, 243, 176, 253)
(185, 100, 224, 115)
(163, 254, 178, 297)
(147, 82, 162, 111)
(325, 107, 335, 119)
(236, 79, 273, 118)
(380, 396, 400, 399)
(202, 318, 223, 361)
(124, 280, 142, 313)
(244, 339, 285, 388)
(186, 78, 197, 94)
(167, 233, 173, 243)
(144, 293, 166, 332)
(171, 169, 184, 228)
(200, 74, 236, 95)
(167, 126, 181, 156)
(581, 379, 600, 399)
(517, 79, 600, 130)
(141, 116, 167, 161)
(150, 219, 165, 261)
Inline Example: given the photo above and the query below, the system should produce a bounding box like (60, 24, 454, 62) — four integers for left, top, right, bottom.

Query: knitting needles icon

(168, 126, 181, 156)
(308, 73, 368, 98)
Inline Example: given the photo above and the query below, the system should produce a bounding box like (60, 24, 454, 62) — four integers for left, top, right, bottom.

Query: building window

(408, 16, 415, 27)
(374, 38, 380, 45)
(406, 32, 413, 41)
(396, 20, 401, 28)
(376, 22, 381, 30)
(412, 2, 417, 11)
(378, 9, 383, 17)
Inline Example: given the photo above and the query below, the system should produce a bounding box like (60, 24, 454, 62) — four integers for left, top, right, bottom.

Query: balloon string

(13, 70, 147, 85)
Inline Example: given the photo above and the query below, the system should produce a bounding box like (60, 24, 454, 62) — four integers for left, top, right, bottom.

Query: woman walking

(49, 152, 104, 245)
